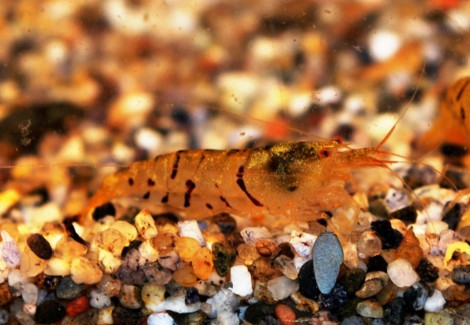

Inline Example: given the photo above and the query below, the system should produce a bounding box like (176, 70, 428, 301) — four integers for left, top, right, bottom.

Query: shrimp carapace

(82, 139, 393, 229)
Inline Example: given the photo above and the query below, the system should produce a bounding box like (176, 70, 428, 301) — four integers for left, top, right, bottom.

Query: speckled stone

(403, 282, 430, 311)
(56, 276, 84, 300)
(313, 232, 343, 294)
(243, 302, 274, 325)
(451, 264, 470, 285)
(416, 258, 439, 283)
(383, 297, 406, 325)
(142, 261, 172, 285)
(318, 284, 348, 310)
(356, 271, 389, 299)
(340, 268, 366, 295)
(212, 242, 236, 276)
(35, 300, 66, 324)
(212, 213, 236, 234)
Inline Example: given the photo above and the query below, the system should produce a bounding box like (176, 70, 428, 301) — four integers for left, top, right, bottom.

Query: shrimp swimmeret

(82, 137, 395, 234)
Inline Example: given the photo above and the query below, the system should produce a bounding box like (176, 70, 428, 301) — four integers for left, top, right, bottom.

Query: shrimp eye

(331, 136, 343, 144)
(318, 148, 331, 159)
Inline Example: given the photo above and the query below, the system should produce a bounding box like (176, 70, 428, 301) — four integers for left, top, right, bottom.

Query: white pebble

(22, 283, 38, 305)
(230, 265, 253, 296)
(178, 220, 205, 246)
(0, 231, 20, 268)
(267, 276, 299, 301)
(147, 312, 175, 325)
(151, 294, 201, 313)
(240, 227, 271, 244)
(134, 127, 163, 154)
(206, 288, 240, 320)
(217, 311, 239, 325)
(368, 30, 401, 61)
(89, 289, 111, 309)
(290, 231, 317, 257)
(424, 289, 446, 312)
(387, 258, 419, 288)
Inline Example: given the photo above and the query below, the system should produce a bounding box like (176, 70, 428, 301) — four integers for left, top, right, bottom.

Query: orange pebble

(274, 303, 296, 325)
(173, 265, 198, 287)
(66, 296, 90, 317)
(394, 228, 423, 268)
(192, 247, 214, 280)
(175, 237, 200, 262)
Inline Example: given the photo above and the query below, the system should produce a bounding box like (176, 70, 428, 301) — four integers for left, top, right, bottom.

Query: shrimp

(82, 137, 394, 235)
(415, 76, 470, 159)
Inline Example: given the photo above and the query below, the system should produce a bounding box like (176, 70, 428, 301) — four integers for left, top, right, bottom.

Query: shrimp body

(83, 140, 389, 230)
(417, 77, 470, 151)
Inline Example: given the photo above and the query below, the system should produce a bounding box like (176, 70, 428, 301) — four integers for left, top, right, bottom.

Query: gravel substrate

(1, 0, 470, 324)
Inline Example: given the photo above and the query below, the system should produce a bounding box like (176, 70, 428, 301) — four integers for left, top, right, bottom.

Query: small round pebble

(27, 233, 53, 259)
(92, 202, 116, 220)
(355, 271, 389, 298)
(356, 299, 384, 318)
(416, 258, 439, 282)
(318, 284, 348, 310)
(0, 308, 8, 324)
(367, 255, 388, 272)
(371, 220, 403, 249)
(424, 289, 445, 312)
(212, 213, 236, 234)
(274, 304, 296, 325)
(383, 297, 406, 325)
(56, 276, 84, 300)
(387, 258, 419, 288)
(66, 296, 90, 317)
(340, 268, 366, 295)
(35, 300, 66, 324)
(341, 316, 366, 325)
(267, 276, 299, 301)
(313, 232, 343, 294)
(403, 282, 430, 311)
(89, 288, 111, 309)
(147, 312, 175, 325)
(451, 264, 470, 285)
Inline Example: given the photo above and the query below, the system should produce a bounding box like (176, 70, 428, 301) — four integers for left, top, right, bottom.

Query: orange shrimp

(81, 137, 396, 234)
(415, 76, 470, 158)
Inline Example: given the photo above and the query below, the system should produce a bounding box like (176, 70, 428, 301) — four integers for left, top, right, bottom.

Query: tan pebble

(151, 233, 175, 254)
(356, 299, 383, 318)
(250, 257, 281, 281)
(192, 247, 213, 280)
(98, 306, 114, 324)
(356, 271, 389, 299)
(138, 240, 159, 262)
(290, 292, 319, 313)
(44, 257, 70, 276)
(173, 265, 198, 287)
(256, 239, 280, 258)
(237, 244, 260, 265)
(54, 237, 87, 262)
(98, 274, 122, 297)
(274, 303, 296, 325)
(71, 257, 103, 284)
(119, 284, 141, 309)
(253, 280, 276, 304)
(95, 228, 128, 256)
(141, 283, 165, 310)
(98, 250, 122, 273)
(110, 220, 137, 242)
(175, 237, 200, 262)
(134, 209, 158, 239)
(107, 90, 154, 131)
(20, 244, 46, 277)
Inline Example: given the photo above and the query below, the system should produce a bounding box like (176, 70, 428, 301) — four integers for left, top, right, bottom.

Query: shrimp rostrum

(83, 139, 392, 234)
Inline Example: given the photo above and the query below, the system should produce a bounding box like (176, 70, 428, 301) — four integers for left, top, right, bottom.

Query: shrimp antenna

(375, 65, 427, 150)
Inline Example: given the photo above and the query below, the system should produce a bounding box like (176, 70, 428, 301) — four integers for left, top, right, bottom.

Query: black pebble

(277, 242, 295, 259)
(92, 202, 116, 220)
(339, 268, 366, 295)
(318, 283, 348, 310)
(27, 187, 49, 206)
(185, 287, 200, 304)
(442, 203, 463, 230)
(297, 259, 320, 300)
(367, 255, 388, 273)
(244, 302, 274, 324)
(56, 276, 84, 300)
(112, 306, 145, 325)
(27, 233, 53, 259)
(260, 315, 281, 325)
(383, 297, 406, 325)
(451, 265, 470, 285)
(35, 300, 66, 324)
(403, 282, 430, 311)
(212, 242, 236, 276)
(389, 206, 417, 224)
(416, 258, 439, 283)
(212, 213, 237, 234)
(371, 220, 403, 249)
(340, 315, 366, 325)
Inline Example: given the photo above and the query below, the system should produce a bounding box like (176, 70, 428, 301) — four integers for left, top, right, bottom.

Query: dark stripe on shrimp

(220, 196, 231, 208)
(460, 106, 466, 120)
(171, 150, 183, 179)
(143, 191, 150, 199)
(161, 193, 169, 203)
(128, 177, 134, 186)
(206, 203, 213, 210)
(236, 165, 263, 207)
(456, 79, 470, 101)
(184, 180, 196, 208)
(148, 178, 155, 186)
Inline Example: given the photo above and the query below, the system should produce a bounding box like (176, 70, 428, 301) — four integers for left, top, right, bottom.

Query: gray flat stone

(313, 232, 343, 294)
